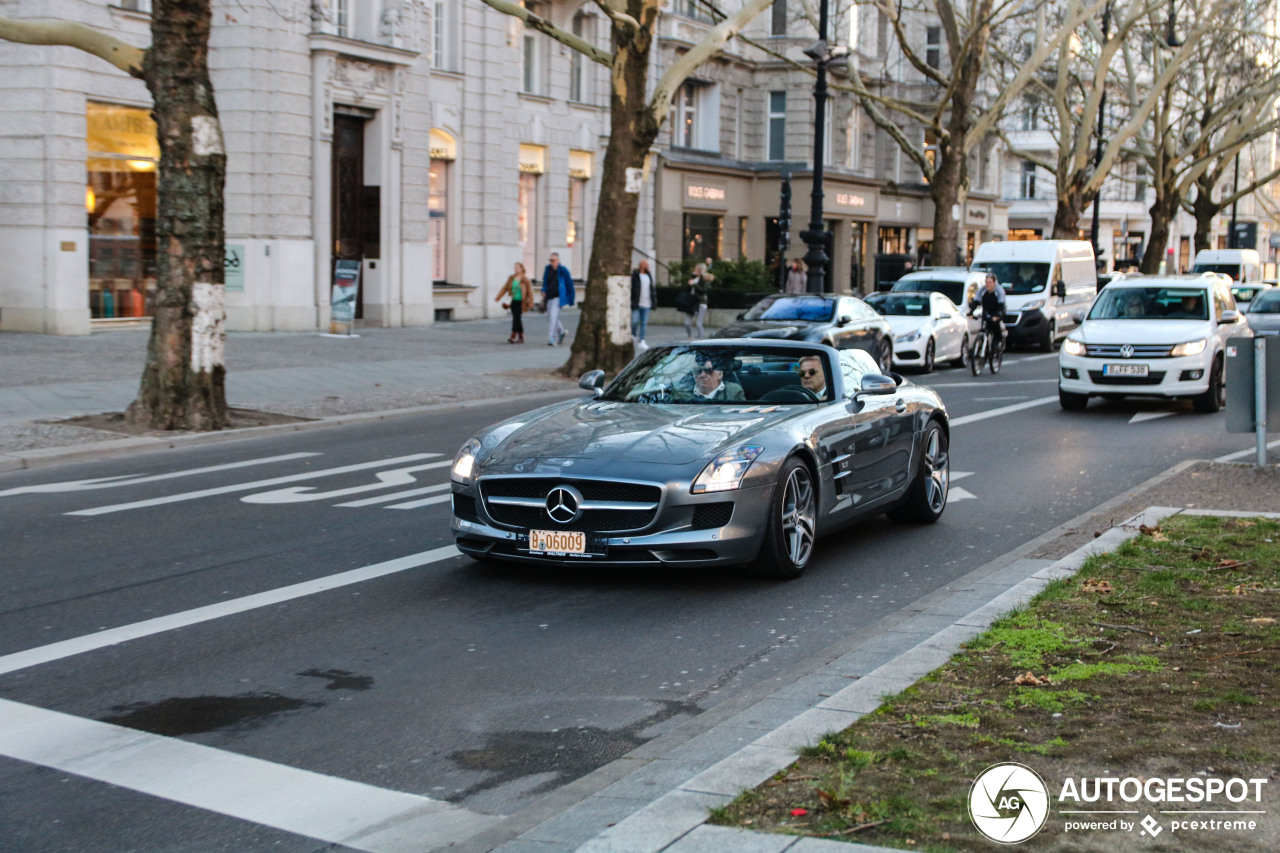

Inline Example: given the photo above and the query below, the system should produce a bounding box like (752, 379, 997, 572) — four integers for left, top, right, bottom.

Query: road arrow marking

(949, 471, 977, 501)
(1129, 411, 1174, 423)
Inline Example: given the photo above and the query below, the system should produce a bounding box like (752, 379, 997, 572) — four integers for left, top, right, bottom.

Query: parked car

(450, 341, 950, 579)
(1191, 248, 1263, 284)
(865, 291, 970, 372)
(1230, 281, 1273, 305)
(971, 239, 1097, 350)
(1058, 273, 1251, 413)
(713, 294, 894, 373)
(1246, 287, 1280, 335)
(889, 268, 985, 337)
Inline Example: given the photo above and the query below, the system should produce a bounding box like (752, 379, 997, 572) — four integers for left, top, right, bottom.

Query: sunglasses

(799, 368, 820, 378)
(696, 366, 718, 374)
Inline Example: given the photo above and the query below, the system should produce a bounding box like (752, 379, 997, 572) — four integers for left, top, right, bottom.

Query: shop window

(429, 159, 449, 283)
(519, 173, 540, 275)
(86, 102, 158, 320)
(768, 91, 786, 161)
(568, 176, 588, 275)
(683, 213, 723, 261)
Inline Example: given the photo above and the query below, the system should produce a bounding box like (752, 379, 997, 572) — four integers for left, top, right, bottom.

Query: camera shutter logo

(968, 762, 1050, 844)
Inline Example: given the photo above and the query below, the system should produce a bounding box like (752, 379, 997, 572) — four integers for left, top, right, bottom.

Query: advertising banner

(330, 260, 361, 335)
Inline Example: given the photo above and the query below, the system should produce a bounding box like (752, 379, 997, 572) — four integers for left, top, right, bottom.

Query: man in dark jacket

(542, 253, 576, 346)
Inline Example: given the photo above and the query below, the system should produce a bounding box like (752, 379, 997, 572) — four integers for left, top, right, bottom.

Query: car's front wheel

(953, 334, 970, 367)
(888, 420, 949, 523)
(921, 339, 936, 373)
(876, 339, 893, 374)
(750, 457, 816, 580)
(1059, 388, 1089, 411)
(1193, 354, 1226, 413)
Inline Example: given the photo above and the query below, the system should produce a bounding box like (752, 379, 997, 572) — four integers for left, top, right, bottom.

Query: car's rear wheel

(888, 420, 949, 524)
(953, 334, 970, 367)
(1059, 388, 1089, 411)
(750, 457, 816, 580)
(1040, 320, 1056, 352)
(1193, 355, 1225, 413)
(921, 339, 936, 373)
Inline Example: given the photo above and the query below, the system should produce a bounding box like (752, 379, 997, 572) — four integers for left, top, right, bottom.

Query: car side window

(836, 349, 880, 399)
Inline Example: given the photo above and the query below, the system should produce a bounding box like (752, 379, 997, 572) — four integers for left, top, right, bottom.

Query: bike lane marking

(948, 396, 1058, 426)
(0, 453, 321, 498)
(0, 698, 498, 853)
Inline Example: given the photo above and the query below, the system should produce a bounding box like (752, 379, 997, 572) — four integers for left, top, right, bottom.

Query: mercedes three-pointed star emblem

(545, 485, 583, 524)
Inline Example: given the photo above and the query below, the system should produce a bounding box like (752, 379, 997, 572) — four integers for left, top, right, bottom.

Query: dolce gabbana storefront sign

(684, 178, 728, 209)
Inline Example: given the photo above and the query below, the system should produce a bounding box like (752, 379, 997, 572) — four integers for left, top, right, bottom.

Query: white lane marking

(243, 461, 452, 504)
(0, 699, 498, 853)
(0, 546, 459, 676)
(973, 396, 1029, 402)
(949, 396, 1058, 426)
(948, 487, 978, 502)
(0, 453, 321, 498)
(336, 484, 451, 507)
(1005, 353, 1061, 362)
(950, 471, 974, 481)
(1215, 438, 1280, 462)
(386, 495, 453, 510)
(1129, 411, 1174, 423)
(929, 379, 1057, 388)
(67, 454, 440, 516)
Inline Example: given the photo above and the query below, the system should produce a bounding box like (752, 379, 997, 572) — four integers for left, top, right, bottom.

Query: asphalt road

(0, 350, 1262, 852)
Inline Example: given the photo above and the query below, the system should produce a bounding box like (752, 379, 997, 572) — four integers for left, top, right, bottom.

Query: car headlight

(896, 330, 922, 343)
(1021, 300, 1045, 311)
(451, 437, 482, 483)
(1062, 338, 1086, 356)
(1170, 338, 1208, 357)
(692, 446, 764, 494)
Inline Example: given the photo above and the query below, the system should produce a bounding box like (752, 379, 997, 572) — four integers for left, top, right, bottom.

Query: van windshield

(891, 278, 963, 304)
(972, 261, 1049, 295)
(1192, 263, 1242, 280)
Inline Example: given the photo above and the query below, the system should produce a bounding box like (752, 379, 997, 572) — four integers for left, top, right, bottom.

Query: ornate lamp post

(799, 0, 845, 294)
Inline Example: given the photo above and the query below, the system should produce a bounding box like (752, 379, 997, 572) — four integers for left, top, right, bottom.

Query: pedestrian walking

(495, 261, 529, 343)
(630, 259, 653, 349)
(684, 263, 711, 339)
(542, 252, 576, 346)
(785, 259, 806, 294)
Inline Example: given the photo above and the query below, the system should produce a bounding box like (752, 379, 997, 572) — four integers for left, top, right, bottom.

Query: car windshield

(972, 261, 1049, 294)
(1232, 286, 1265, 302)
(1193, 263, 1241, 279)
(874, 294, 933, 316)
(1250, 291, 1280, 314)
(891, 278, 963, 304)
(600, 345, 831, 405)
(742, 295, 835, 322)
(1087, 287, 1209, 321)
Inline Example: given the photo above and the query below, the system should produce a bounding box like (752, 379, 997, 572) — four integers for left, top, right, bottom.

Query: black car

(713, 294, 894, 373)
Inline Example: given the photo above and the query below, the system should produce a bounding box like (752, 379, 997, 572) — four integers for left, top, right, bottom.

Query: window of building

(771, 2, 787, 36)
(336, 0, 351, 38)
(570, 12, 588, 101)
(876, 10, 889, 56)
(1020, 96, 1039, 131)
(768, 91, 786, 161)
(738, 216, 749, 259)
(120, 0, 152, 12)
(1019, 160, 1037, 198)
(86, 102, 158, 320)
(519, 144, 545, 274)
(432, 1, 456, 70)
(683, 213, 723, 260)
(428, 129, 455, 284)
(568, 150, 592, 275)
(926, 26, 941, 69)
(522, 4, 546, 95)
(923, 129, 938, 182)
(847, 108, 861, 170)
(675, 82, 719, 151)
(1135, 163, 1148, 201)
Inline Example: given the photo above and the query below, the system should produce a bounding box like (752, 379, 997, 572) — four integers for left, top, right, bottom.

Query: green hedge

(664, 257, 775, 292)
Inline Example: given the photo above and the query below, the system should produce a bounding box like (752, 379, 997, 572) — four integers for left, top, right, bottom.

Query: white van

(971, 240, 1097, 351)
(1190, 249, 1261, 284)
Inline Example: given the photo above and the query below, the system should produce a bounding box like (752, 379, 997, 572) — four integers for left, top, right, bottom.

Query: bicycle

(968, 318, 1004, 376)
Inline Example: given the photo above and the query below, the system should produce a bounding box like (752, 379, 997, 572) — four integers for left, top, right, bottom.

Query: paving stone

(575, 791, 730, 853)
(661, 825, 793, 853)
(520, 796, 647, 846)
(749, 707, 862, 751)
(679, 744, 795, 797)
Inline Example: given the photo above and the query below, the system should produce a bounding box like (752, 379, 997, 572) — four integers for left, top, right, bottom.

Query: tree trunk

(1191, 178, 1220, 255)
(126, 0, 228, 429)
(559, 17, 658, 378)
(1052, 174, 1091, 239)
(928, 145, 962, 267)
(1141, 188, 1180, 274)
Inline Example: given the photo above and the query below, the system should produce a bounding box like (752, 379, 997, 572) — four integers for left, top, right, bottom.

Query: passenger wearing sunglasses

(690, 356, 745, 402)
(797, 355, 828, 400)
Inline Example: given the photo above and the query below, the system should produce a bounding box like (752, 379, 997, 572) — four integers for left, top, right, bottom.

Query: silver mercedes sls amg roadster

(450, 340, 950, 578)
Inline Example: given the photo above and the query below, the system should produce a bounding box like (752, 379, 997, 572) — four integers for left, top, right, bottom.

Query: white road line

(336, 484, 451, 507)
(1215, 438, 1280, 463)
(929, 379, 1058, 388)
(948, 487, 978, 502)
(67, 454, 440, 516)
(386, 495, 453, 510)
(0, 546, 460, 676)
(1005, 353, 1061, 362)
(242, 461, 452, 504)
(0, 699, 498, 853)
(1129, 411, 1174, 423)
(973, 396, 1030, 402)
(0, 453, 321, 498)
(949, 396, 1058, 426)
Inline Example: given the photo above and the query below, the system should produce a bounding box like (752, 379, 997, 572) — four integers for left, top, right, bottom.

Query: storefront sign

(687, 184, 725, 201)
(835, 192, 866, 208)
(965, 204, 990, 226)
(518, 143, 545, 175)
(224, 244, 245, 293)
(330, 260, 361, 335)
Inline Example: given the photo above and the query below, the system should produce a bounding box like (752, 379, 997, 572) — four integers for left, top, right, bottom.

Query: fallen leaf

(790, 808, 808, 817)
(1082, 579, 1114, 594)
(1014, 671, 1050, 686)
(1139, 524, 1160, 536)
(1232, 583, 1265, 595)
(1248, 617, 1277, 625)
(1216, 559, 1244, 570)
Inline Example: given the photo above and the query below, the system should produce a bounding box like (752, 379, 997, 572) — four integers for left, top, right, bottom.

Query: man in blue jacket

(542, 253, 575, 346)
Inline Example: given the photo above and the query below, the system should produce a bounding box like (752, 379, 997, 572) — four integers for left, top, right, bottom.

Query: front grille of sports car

(691, 502, 734, 530)
(1087, 370, 1167, 386)
(479, 477, 662, 533)
(1084, 344, 1175, 358)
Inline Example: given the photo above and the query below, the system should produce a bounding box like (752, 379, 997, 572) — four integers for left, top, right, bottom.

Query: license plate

(528, 529, 587, 555)
(1103, 363, 1149, 377)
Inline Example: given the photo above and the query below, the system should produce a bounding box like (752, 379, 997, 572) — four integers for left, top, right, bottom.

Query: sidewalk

(2, 321, 1279, 853)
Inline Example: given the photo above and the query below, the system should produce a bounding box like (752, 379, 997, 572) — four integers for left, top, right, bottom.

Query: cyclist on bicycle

(970, 273, 1006, 352)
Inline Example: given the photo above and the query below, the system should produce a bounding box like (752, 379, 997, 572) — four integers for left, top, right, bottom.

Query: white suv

(1058, 274, 1251, 413)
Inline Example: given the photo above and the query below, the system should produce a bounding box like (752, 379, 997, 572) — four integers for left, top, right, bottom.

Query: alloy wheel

(780, 466, 816, 568)
(922, 426, 949, 514)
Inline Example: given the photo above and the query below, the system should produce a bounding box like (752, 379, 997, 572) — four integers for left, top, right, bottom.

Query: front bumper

(893, 338, 926, 364)
(450, 478, 777, 567)
(1004, 310, 1048, 345)
(1058, 350, 1212, 398)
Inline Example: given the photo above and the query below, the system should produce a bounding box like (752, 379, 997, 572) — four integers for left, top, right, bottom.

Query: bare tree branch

(0, 16, 146, 77)
(474, 0, 614, 66)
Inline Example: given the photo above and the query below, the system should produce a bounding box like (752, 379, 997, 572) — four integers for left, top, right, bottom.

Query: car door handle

(895, 399, 907, 413)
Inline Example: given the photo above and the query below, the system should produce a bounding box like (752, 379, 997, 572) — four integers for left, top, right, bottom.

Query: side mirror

(1219, 310, 1240, 324)
(1053, 282, 1067, 299)
(855, 374, 898, 400)
(736, 311, 746, 320)
(837, 314, 853, 327)
(578, 370, 606, 396)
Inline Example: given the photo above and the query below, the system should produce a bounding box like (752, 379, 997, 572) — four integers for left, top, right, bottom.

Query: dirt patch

(57, 407, 312, 437)
(712, 514, 1280, 851)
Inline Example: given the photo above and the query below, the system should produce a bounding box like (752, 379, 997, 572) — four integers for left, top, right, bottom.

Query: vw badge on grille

(1120, 344, 1135, 358)
(545, 485, 583, 524)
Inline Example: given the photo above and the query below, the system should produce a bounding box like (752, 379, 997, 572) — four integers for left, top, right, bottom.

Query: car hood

(1072, 319, 1211, 344)
(478, 398, 803, 469)
(884, 316, 930, 336)
(714, 320, 815, 339)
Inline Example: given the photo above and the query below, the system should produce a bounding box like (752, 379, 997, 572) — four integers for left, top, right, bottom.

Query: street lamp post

(800, 0, 833, 294)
